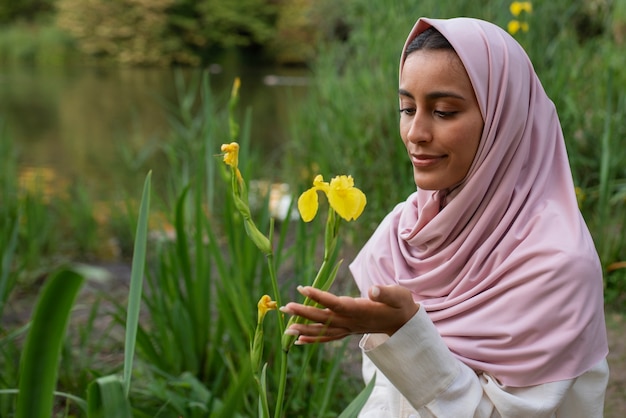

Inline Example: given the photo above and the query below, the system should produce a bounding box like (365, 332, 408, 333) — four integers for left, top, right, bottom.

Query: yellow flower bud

(231, 77, 241, 102)
(252, 295, 277, 369)
(221, 142, 239, 169)
(508, 20, 521, 35)
(257, 295, 278, 321)
(510, 1, 532, 17)
(245, 219, 272, 256)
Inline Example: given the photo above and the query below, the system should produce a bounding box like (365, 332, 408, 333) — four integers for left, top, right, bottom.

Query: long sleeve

(358, 308, 609, 418)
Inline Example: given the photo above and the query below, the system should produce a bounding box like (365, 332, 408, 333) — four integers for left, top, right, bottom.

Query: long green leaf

(87, 375, 132, 418)
(16, 268, 84, 418)
(123, 170, 152, 397)
(337, 373, 376, 418)
(0, 389, 87, 412)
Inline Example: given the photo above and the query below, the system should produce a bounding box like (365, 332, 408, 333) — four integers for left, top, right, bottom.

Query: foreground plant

(222, 144, 368, 416)
(221, 78, 287, 418)
(281, 174, 366, 351)
(221, 77, 370, 417)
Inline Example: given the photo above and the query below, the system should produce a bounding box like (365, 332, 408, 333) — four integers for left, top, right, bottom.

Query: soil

(605, 311, 626, 416)
(3, 263, 626, 416)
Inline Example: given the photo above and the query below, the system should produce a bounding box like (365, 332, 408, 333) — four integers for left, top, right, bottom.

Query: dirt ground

(605, 311, 626, 417)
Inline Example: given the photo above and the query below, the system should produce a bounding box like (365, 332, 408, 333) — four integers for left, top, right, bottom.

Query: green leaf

(257, 363, 270, 418)
(123, 170, 152, 397)
(16, 268, 84, 418)
(87, 375, 132, 418)
(337, 373, 376, 418)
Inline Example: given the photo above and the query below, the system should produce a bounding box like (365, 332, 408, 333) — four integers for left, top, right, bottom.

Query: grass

(0, 0, 625, 416)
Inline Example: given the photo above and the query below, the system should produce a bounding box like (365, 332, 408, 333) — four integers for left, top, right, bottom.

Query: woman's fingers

(288, 322, 351, 339)
(281, 302, 334, 324)
(296, 285, 341, 309)
(295, 334, 345, 345)
(368, 285, 415, 309)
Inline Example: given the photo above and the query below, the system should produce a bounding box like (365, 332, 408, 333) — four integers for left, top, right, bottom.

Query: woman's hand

(280, 285, 419, 345)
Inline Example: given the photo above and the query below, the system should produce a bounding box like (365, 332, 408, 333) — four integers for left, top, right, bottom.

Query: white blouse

(359, 308, 609, 418)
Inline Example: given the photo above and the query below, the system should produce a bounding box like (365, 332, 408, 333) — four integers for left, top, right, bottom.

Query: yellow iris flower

(220, 141, 271, 255)
(510, 1, 532, 17)
(221, 142, 239, 168)
(298, 174, 366, 222)
(251, 295, 278, 371)
(257, 294, 278, 321)
(507, 20, 529, 35)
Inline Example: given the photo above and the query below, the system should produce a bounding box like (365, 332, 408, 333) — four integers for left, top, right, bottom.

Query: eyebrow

(398, 88, 466, 101)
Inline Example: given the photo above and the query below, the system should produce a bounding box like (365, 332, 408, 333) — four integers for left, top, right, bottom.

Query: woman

(280, 17, 609, 417)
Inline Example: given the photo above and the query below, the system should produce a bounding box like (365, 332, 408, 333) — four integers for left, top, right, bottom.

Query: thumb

(368, 285, 413, 308)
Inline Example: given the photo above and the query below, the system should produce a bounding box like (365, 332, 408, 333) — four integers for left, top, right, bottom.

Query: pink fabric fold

(350, 17, 608, 387)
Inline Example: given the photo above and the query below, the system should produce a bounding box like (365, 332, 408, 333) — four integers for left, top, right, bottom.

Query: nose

(404, 111, 432, 144)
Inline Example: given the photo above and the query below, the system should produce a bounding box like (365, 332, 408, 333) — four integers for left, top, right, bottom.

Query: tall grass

(120, 72, 362, 416)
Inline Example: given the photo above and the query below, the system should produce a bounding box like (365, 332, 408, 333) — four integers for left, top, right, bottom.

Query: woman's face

(399, 49, 483, 190)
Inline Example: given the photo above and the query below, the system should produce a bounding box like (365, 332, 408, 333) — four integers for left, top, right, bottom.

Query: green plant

(14, 268, 85, 418)
(0, 171, 151, 417)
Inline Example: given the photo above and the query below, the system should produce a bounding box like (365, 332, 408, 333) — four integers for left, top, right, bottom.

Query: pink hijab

(350, 17, 608, 387)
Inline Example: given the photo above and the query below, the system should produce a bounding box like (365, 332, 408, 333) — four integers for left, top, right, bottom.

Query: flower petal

(257, 294, 278, 318)
(507, 20, 520, 35)
(510, 2, 522, 16)
(298, 188, 320, 222)
(327, 175, 367, 221)
(313, 174, 330, 193)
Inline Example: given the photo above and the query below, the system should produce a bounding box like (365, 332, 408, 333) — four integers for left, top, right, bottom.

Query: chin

(414, 177, 438, 191)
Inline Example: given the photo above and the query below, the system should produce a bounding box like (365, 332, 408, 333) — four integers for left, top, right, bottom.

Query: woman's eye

(434, 110, 457, 118)
(399, 107, 415, 115)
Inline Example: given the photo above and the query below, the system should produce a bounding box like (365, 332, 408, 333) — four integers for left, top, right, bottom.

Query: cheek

(399, 123, 410, 147)
(401, 134, 410, 148)
(460, 121, 483, 168)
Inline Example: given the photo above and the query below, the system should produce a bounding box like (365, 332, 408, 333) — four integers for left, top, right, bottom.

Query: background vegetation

(1, 0, 625, 416)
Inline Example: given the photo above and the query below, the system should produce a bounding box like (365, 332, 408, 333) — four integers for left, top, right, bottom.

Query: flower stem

(266, 252, 289, 418)
(274, 351, 288, 418)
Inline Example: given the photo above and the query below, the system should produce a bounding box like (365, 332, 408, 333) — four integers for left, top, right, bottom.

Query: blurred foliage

(1, 0, 351, 67)
(0, 0, 54, 23)
(56, 0, 189, 66)
(0, 23, 76, 67)
(55, 0, 280, 66)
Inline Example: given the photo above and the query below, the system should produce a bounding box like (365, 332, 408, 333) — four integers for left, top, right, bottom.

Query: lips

(410, 153, 446, 167)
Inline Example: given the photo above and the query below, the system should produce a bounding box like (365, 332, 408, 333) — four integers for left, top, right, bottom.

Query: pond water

(0, 54, 309, 200)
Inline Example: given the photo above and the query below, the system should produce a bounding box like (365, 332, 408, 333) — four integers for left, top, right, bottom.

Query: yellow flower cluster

(508, 1, 532, 35)
(510, 1, 532, 16)
(298, 174, 366, 223)
(507, 20, 529, 35)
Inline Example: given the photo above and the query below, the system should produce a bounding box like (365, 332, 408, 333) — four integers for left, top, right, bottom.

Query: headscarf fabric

(350, 17, 608, 387)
